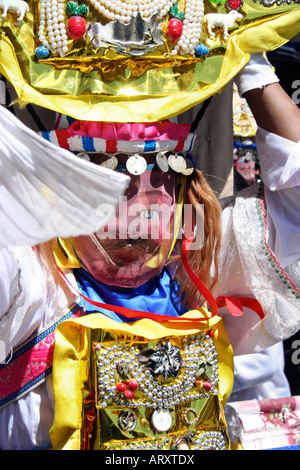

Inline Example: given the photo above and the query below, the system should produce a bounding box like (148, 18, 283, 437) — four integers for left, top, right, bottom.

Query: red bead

(228, 0, 242, 9)
(124, 389, 135, 399)
(203, 381, 212, 391)
(128, 379, 139, 391)
(207, 330, 214, 338)
(167, 18, 183, 43)
(67, 16, 86, 41)
(116, 382, 127, 392)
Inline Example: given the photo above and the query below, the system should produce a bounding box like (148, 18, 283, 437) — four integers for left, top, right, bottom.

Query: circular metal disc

(126, 154, 147, 175)
(156, 151, 169, 172)
(168, 154, 187, 173)
(151, 408, 173, 433)
(100, 155, 119, 170)
(118, 411, 137, 431)
(181, 158, 194, 175)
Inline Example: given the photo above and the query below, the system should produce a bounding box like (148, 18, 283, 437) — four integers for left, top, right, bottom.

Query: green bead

(66, 1, 78, 15)
(77, 4, 88, 16)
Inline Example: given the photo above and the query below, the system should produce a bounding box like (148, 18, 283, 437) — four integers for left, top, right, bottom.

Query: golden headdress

(0, 0, 299, 122)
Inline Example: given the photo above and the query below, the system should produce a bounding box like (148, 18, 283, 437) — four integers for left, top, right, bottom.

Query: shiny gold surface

(0, 1, 299, 121)
(49, 311, 234, 450)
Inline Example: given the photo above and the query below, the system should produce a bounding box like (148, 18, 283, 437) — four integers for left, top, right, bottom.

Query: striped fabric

(40, 129, 195, 154)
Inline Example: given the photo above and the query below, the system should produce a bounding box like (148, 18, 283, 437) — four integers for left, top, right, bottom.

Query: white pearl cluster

(171, 0, 204, 56)
(96, 332, 219, 410)
(111, 430, 227, 450)
(38, 0, 69, 56)
(89, 0, 178, 24)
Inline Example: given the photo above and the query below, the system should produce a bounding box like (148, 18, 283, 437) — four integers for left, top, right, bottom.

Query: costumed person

(0, 0, 300, 451)
(227, 77, 290, 403)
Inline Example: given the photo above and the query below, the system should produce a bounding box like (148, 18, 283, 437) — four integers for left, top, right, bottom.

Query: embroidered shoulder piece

(0, 304, 82, 410)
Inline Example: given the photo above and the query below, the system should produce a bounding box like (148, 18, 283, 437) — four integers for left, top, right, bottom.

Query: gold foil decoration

(1, 1, 299, 121)
(0, 0, 300, 122)
(49, 310, 234, 450)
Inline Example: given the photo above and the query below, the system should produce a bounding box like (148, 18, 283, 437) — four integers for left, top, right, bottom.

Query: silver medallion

(126, 154, 147, 175)
(151, 409, 173, 433)
(156, 151, 169, 172)
(168, 153, 187, 173)
(100, 155, 119, 170)
(182, 157, 194, 176)
(118, 411, 137, 431)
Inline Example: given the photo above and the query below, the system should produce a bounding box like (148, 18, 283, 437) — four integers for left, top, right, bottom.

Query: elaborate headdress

(0, 0, 299, 122)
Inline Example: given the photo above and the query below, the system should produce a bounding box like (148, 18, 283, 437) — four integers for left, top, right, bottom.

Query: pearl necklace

(171, 0, 204, 56)
(38, 0, 69, 56)
(89, 0, 178, 24)
(37, 0, 205, 58)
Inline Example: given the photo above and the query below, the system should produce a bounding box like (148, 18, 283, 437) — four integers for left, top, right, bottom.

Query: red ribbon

(216, 296, 265, 320)
(57, 237, 264, 323)
(58, 267, 215, 323)
(181, 237, 219, 317)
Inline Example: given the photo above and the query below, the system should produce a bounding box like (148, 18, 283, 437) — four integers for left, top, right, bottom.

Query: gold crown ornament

(0, 0, 299, 121)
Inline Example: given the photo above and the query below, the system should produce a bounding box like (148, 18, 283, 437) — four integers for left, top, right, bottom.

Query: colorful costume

(0, 0, 299, 451)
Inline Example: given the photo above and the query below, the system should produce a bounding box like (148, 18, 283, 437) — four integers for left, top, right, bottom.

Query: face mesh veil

(74, 166, 180, 288)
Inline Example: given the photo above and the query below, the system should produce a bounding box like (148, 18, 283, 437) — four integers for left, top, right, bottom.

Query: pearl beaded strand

(89, 0, 178, 24)
(171, 0, 204, 56)
(38, 0, 69, 57)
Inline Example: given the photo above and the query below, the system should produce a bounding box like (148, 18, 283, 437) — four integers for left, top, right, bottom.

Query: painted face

(73, 168, 177, 288)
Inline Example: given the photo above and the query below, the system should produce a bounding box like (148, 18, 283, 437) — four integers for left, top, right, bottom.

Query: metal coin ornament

(118, 411, 137, 431)
(156, 152, 169, 173)
(126, 154, 147, 175)
(168, 154, 187, 173)
(151, 409, 173, 433)
(100, 155, 119, 170)
(182, 158, 194, 176)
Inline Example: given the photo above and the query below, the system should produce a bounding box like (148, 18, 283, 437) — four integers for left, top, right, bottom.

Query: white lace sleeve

(256, 127, 300, 268)
(214, 184, 300, 356)
(213, 128, 300, 355)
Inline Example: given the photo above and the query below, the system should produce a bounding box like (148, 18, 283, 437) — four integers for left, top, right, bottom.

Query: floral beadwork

(95, 332, 219, 410)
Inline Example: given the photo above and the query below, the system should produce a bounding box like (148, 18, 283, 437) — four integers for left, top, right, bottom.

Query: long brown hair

(174, 169, 222, 310)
